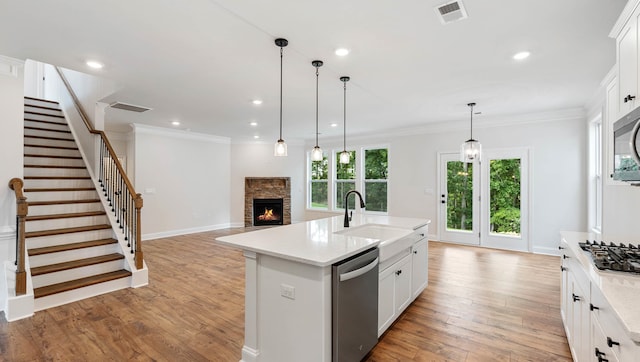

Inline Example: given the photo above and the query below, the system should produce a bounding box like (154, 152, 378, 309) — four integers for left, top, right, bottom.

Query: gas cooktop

(578, 240, 640, 274)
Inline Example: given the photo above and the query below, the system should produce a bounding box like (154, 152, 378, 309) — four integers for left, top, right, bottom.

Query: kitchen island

(216, 215, 429, 362)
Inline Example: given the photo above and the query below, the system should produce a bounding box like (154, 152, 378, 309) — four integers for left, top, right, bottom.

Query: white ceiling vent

(109, 102, 152, 113)
(435, 1, 468, 24)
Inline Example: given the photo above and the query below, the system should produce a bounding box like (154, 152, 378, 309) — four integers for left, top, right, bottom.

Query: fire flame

(257, 208, 279, 221)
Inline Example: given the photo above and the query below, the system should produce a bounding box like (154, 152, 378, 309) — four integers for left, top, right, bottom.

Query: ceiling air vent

(435, 0, 468, 24)
(109, 102, 152, 113)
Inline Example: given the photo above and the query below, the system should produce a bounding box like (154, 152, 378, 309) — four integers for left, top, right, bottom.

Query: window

(307, 146, 389, 213)
(589, 116, 602, 233)
(364, 148, 388, 212)
(309, 153, 329, 209)
(335, 150, 356, 210)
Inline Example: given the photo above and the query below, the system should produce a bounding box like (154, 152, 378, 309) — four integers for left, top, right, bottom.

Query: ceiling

(0, 0, 627, 143)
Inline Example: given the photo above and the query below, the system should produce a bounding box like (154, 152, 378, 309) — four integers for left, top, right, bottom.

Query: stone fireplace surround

(244, 177, 291, 227)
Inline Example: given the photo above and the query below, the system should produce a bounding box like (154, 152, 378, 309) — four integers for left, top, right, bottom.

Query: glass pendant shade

(274, 139, 287, 156)
(311, 146, 323, 161)
(339, 150, 351, 164)
(460, 139, 481, 162)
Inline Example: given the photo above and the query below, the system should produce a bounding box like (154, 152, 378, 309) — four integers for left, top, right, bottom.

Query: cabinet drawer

(591, 286, 640, 361)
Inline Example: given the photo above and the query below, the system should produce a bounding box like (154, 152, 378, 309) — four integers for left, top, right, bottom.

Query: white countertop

(215, 215, 430, 267)
(561, 231, 640, 343)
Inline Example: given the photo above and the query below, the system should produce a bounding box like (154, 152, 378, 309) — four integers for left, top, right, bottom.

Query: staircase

(23, 96, 132, 311)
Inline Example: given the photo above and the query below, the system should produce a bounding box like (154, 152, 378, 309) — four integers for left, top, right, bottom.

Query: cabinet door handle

(572, 293, 581, 302)
(590, 303, 600, 311)
(395, 270, 402, 276)
(624, 94, 636, 103)
(595, 347, 605, 357)
(558, 246, 565, 250)
(560, 266, 567, 272)
(607, 336, 620, 347)
(413, 250, 418, 254)
(563, 254, 570, 259)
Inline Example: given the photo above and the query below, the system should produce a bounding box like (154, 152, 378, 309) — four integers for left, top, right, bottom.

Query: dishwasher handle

(339, 257, 379, 282)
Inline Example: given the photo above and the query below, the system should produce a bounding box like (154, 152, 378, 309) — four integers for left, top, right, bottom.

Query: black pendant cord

(467, 102, 476, 141)
(279, 46, 283, 141)
(315, 66, 319, 147)
(343, 80, 347, 152)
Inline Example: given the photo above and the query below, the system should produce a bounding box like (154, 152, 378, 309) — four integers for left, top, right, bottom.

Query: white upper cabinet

(612, 1, 640, 119)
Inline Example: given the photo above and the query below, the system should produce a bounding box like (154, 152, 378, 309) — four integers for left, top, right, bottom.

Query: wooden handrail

(8, 178, 27, 295)
(54, 66, 144, 269)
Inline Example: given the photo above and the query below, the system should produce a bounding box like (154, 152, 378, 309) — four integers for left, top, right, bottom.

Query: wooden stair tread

(34, 270, 131, 298)
(24, 135, 74, 142)
(24, 144, 78, 150)
(29, 199, 101, 206)
(24, 155, 83, 160)
(24, 110, 64, 118)
(31, 253, 124, 276)
(25, 224, 111, 238)
(26, 210, 106, 221)
(28, 238, 117, 256)
(24, 103, 62, 112)
(24, 165, 86, 169)
(25, 96, 59, 104)
(24, 124, 71, 134)
(25, 175, 90, 179)
(24, 187, 94, 192)
(24, 118, 68, 126)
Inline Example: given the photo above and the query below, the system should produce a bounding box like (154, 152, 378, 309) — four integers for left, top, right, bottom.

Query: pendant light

(274, 38, 288, 157)
(460, 102, 481, 162)
(310, 60, 324, 161)
(339, 76, 351, 164)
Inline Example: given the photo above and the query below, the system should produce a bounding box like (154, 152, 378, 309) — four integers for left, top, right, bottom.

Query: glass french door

(439, 149, 529, 251)
(439, 153, 480, 245)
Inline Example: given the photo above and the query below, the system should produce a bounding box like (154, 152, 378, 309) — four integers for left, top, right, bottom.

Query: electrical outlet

(280, 284, 295, 300)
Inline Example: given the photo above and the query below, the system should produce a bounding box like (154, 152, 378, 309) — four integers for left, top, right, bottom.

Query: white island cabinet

(216, 215, 429, 362)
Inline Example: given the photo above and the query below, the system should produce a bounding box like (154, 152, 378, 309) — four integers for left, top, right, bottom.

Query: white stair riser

(23, 112, 66, 123)
(24, 98, 60, 109)
(25, 129, 72, 139)
(28, 203, 104, 216)
(27, 229, 114, 249)
(26, 215, 109, 233)
(34, 276, 130, 312)
(23, 137, 76, 148)
(25, 105, 63, 116)
(24, 146, 80, 158)
(32, 259, 124, 289)
(24, 178, 94, 189)
(24, 168, 90, 178)
(30, 244, 120, 268)
(24, 121, 69, 133)
(24, 156, 85, 168)
(25, 190, 98, 202)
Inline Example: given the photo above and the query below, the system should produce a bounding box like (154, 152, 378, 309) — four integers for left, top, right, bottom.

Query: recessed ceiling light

(250, 121, 258, 126)
(513, 51, 530, 60)
(335, 48, 349, 56)
(252, 99, 263, 105)
(330, 123, 338, 128)
(171, 121, 180, 126)
(254, 135, 260, 139)
(86, 60, 104, 69)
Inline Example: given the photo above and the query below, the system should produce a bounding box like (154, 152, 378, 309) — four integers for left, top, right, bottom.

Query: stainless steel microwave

(613, 106, 640, 182)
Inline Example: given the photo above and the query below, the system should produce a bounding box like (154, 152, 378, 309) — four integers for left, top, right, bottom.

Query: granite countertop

(215, 215, 430, 267)
(561, 231, 640, 343)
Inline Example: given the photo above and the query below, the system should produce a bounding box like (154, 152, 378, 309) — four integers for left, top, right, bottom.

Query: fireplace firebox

(253, 198, 284, 226)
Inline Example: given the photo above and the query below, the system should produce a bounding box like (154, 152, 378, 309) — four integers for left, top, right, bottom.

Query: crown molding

(609, 0, 640, 38)
(131, 123, 230, 144)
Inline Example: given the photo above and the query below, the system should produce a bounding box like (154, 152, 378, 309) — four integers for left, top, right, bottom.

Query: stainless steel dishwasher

(332, 247, 379, 361)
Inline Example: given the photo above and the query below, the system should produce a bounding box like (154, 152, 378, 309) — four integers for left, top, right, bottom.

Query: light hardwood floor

(0, 229, 571, 361)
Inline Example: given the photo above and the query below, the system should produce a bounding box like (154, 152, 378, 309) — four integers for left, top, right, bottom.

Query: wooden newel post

(9, 178, 27, 295)
(134, 194, 144, 269)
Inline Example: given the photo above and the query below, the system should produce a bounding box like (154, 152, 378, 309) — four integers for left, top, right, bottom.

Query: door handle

(339, 257, 379, 282)
(441, 200, 446, 204)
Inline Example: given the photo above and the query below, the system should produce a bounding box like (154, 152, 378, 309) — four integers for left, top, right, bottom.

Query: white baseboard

(142, 223, 234, 241)
(532, 245, 560, 256)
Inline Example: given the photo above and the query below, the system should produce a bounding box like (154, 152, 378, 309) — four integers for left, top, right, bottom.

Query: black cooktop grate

(578, 240, 640, 274)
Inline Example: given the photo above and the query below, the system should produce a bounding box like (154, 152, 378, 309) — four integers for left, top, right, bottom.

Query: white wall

(229, 142, 306, 226)
(132, 124, 231, 239)
(0, 55, 24, 312)
(303, 115, 588, 254)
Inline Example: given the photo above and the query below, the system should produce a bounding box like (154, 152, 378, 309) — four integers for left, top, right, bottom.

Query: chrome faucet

(344, 190, 366, 227)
